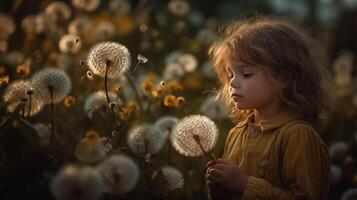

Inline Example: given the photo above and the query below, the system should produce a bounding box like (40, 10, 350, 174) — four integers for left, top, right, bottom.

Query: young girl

(205, 16, 331, 199)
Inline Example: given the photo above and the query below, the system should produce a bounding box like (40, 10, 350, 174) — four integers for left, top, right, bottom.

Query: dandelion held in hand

(171, 114, 219, 158)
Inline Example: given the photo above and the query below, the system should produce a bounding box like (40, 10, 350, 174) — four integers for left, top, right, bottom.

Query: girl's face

(227, 58, 281, 114)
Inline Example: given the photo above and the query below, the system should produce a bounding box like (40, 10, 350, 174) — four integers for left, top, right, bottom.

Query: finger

(210, 163, 228, 171)
(207, 168, 224, 178)
(215, 159, 229, 164)
(206, 174, 225, 185)
(206, 160, 216, 169)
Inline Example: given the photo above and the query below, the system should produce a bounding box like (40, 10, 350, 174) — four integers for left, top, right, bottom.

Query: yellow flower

(175, 96, 185, 108)
(127, 102, 137, 112)
(16, 64, 31, 77)
(0, 75, 9, 87)
(163, 95, 177, 107)
(64, 96, 76, 108)
(166, 80, 183, 92)
(141, 80, 153, 94)
(85, 130, 101, 145)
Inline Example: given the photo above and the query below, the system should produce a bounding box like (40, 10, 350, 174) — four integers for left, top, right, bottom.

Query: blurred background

(0, 0, 356, 200)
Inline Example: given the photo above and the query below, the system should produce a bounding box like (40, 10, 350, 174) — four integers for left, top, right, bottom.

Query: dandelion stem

(48, 86, 55, 144)
(124, 72, 144, 120)
(129, 61, 141, 77)
(27, 93, 32, 117)
(192, 135, 216, 160)
(104, 60, 111, 105)
(144, 96, 153, 116)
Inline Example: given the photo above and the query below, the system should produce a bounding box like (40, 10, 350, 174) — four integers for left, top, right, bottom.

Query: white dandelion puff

(31, 68, 72, 104)
(50, 164, 104, 200)
(45, 1, 71, 22)
(127, 123, 166, 155)
(200, 96, 228, 120)
(171, 114, 219, 157)
(109, 0, 131, 14)
(168, 0, 191, 17)
(72, 0, 100, 12)
(93, 22, 116, 42)
(152, 166, 184, 191)
(201, 61, 216, 79)
(59, 34, 82, 54)
(329, 141, 348, 161)
(177, 53, 197, 73)
(96, 155, 140, 194)
(341, 188, 357, 200)
(87, 42, 131, 78)
(68, 17, 92, 36)
(21, 15, 46, 34)
(154, 116, 178, 137)
(75, 137, 112, 163)
(330, 165, 342, 183)
(3, 80, 45, 117)
(163, 63, 185, 80)
(84, 90, 122, 119)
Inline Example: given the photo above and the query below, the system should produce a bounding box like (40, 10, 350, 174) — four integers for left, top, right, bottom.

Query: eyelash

(228, 72, 253, 79)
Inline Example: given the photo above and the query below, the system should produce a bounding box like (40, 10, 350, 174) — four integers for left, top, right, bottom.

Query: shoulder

(278, 120, 327, 151)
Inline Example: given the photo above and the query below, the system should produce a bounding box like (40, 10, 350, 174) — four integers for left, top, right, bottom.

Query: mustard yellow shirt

(222, 111, 331, 200)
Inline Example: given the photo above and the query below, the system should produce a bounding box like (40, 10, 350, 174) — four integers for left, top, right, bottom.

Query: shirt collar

(235, 110, 301, 132)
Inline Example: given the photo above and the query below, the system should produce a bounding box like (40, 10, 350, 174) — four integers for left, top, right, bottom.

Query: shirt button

(258, 169, 265, 177)
(248, 127, 255, 134)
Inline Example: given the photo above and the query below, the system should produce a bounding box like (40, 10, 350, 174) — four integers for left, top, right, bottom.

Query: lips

(231, 93, 243, 102)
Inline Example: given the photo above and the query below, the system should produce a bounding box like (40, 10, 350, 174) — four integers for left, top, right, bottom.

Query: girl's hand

(205, 159, 248, 193)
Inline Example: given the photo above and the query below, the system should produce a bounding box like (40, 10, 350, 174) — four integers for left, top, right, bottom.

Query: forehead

(227, 56, 258, 70)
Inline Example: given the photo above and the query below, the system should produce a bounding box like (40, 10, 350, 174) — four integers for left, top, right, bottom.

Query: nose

(229, 75, 241, 89)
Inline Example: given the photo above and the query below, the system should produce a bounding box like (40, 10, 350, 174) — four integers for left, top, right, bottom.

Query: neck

(253, 102, 283, 123)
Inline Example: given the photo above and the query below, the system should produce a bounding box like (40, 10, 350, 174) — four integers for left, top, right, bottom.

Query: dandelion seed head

(93, 22, 116, 41)
(32, 68, 72, 104)
(45, 1, 71, 22)
(72, 0, 100, 12)
(152, 166, 184, 191)
(201, 61, 216, 79)
(59, 34, 82, 54)
(341, 188, 357, 200)
(0, 13, 15, 40)
(330, 165, 342, 183)
(3, 80, 45, 117)
(163, 63, 185, 80)
(75, 136, 112, 163)
(171, 114, 219, 157)
(154, 116, 178, 137)
(200, 97, 228, 120)
(96, 155, 140, 194)
(178, 53, 197, 72)
(21, 15, 46, 34)
(127, 123, 166, 155)
(87, 42, 131, 78)
(197, 29, 218, 45)
(68, 17, 92, 36)
(84, 90, 122, 119)
(168, 0, 191, 17)
(109, 0, 131, 14)
(329, 141, 348, 161)
(50, 164, 104, 200)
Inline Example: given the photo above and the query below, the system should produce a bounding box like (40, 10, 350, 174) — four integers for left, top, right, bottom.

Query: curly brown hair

(209, 16, 331, 123)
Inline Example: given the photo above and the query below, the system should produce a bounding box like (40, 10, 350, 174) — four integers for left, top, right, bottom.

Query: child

(205, 16, 331, 199)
